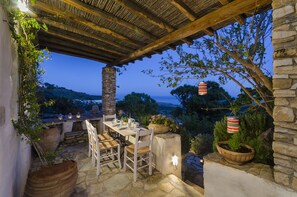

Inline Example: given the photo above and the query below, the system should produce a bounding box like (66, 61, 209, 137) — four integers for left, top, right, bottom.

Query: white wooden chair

(123, 128, 154, 182)
(85, 120, 112, 158)
(86, 120, 121, 175)
(103, 114, 116, 132)
(103, 114, 118, 138)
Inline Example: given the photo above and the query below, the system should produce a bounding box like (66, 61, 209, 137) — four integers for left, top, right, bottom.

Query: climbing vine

(1, 1, 48, 143)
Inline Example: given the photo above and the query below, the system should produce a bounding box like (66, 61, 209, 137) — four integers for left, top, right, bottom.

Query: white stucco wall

(0, 6, 31, 197)
(204, 158, 297, 197)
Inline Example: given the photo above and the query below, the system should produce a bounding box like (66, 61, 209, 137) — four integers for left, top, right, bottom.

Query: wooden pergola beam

(40, 45, 111, 63)
(42, 29, 127, 57)
(34, 1, 142, 48)
(62, 0, 157, 41)
(113, 0, 192, 45)
(218, 0, 245, 25)
(37, 18, 133, 53)
(169, 0, 214, 36)
(39, 37, 117, 61)
(111, 0, 271, 66)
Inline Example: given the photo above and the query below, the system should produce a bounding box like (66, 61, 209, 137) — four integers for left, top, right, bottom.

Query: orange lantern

(198, 82, 207, 95)
(227, 116, 239, 133)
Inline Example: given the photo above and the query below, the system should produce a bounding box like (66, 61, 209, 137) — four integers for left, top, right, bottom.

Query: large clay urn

(39, 127, 61, 152)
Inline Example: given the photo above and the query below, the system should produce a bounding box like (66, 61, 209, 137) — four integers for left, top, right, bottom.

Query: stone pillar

(102, 66, 116, 115)
(272, 0, 297, 191)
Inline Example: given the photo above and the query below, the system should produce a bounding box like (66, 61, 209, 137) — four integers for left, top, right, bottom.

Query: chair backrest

(103, 114, 116, 131)
(134, 128, 154, 154)
(85, 120, 99, 146)
(85, 120, 93, 142)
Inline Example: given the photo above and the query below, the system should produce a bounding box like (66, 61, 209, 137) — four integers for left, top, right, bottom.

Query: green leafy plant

(190, 134, 213, 157)
(121, 116, 128, 123)
(228, 133, 240, 151)
(149, 114, 177, 132)
(2, 2, 50, 165)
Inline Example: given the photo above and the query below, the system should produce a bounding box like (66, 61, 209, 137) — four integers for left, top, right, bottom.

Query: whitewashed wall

(204, 157, 297, 197)
(0, 6, 31, 197)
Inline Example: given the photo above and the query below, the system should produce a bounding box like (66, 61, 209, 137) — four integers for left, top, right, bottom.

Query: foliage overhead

(146, 10, 273, 116)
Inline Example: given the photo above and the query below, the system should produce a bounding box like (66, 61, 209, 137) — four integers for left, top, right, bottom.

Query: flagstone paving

(61, 143, 204, 197)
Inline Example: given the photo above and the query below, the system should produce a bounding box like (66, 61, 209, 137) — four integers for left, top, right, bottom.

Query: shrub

(179, 113, 215, 136)
(190, 134, 213, 157)
(178, 127, 191, 154)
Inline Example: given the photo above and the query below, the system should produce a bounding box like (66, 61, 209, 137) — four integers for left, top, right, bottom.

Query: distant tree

(171, 81, 231, 116)
(146, 11, 273, 116)
(117, 92, 158, 120)
(170, 82, 231, 136)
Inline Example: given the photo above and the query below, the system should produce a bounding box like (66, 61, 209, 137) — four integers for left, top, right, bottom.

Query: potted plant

(148, 114, 177, 134)
(216, 133, 255, 165)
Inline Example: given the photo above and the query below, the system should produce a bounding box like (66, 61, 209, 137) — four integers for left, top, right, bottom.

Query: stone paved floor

(61, 143, 203, 197)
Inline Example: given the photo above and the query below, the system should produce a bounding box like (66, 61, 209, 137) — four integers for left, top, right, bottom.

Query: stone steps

(167, 174, 204, 197)
(185, 180, 205, 196)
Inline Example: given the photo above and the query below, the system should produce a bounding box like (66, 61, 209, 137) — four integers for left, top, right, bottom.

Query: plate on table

(118, 126, 127, 130)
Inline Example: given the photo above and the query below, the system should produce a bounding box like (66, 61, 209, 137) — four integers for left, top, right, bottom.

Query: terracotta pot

(39, 127, 61, 152)
(25, 160, 78, 197)
(147, 123, 169, 134)
(216, 141, 255, 165)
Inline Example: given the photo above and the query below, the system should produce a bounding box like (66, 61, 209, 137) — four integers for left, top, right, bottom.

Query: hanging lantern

(227, 116, 239, 133)
(198, 82, 207, 95)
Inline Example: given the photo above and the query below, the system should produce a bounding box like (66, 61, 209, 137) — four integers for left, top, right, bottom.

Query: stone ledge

(204, 153, 274, 182)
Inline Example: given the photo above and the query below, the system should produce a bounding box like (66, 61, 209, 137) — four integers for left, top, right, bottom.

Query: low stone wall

(204, 153, 297, 197)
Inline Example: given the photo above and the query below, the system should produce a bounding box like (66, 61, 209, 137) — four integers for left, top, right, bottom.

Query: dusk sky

(40, 41, 273, 99)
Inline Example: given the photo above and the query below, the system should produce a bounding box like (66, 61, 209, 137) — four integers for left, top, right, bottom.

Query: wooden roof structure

(32, 0, 271, 66)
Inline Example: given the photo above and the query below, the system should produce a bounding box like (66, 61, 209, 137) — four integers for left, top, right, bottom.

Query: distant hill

(38, 83, 101, 100)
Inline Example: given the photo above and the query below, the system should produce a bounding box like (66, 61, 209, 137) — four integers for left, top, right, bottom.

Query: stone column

(102, 66, 116, 115)
(272, 0, 297, 191)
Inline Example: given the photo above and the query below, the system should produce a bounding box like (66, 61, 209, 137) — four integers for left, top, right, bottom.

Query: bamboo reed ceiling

(33, 0, 271, 66)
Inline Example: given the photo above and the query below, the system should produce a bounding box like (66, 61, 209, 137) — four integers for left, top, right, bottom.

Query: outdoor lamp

(68, 113, 73, 119)
(198, 82, 207, 95)
(76, 112, 81, 119)
(58, 114, 63, 121)
(172, 155, 178, 167)
(17, 0, 29, 12)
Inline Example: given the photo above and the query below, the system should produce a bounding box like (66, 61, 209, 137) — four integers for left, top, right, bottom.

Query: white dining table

(103, 121, 137, 136)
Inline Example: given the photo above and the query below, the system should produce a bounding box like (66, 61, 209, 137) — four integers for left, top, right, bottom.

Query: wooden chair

(103, 114, 118, 138)
(123, 128, 154, 182)
(85, 120, 112, 158)
(102, 114, 116, 132)
(86, 120, 121, 175)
